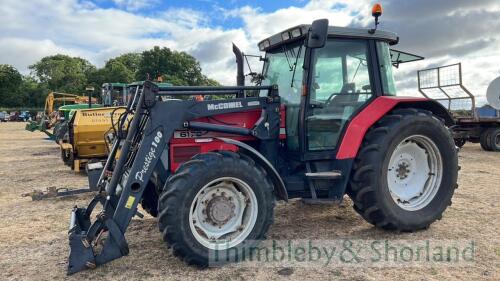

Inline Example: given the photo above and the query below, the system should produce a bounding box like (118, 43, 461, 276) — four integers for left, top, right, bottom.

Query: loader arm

(68, 81, 281, 274)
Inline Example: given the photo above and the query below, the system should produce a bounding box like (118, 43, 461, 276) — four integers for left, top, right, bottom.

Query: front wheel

(348, 109, 458, 231)
(158, 151, 275, 266)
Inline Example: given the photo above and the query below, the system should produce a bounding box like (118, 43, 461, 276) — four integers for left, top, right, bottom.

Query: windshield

(261, 41, 305, 106)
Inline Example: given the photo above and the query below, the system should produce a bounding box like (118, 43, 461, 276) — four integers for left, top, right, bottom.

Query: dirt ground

(0, 122, 498, 281)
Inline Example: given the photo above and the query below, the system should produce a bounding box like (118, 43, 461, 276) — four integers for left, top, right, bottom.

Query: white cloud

(0, 0, 499, 105)
(112, 0, 158, 11)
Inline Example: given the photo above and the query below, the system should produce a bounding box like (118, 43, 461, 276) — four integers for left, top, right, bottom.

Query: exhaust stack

(232, 43, 245, 87)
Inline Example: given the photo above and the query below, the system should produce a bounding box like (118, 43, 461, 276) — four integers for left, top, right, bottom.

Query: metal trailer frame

(418, 63, 477, 119)
(417, 63, 500, 148)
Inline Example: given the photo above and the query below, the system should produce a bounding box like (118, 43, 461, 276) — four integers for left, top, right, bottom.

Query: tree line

(0, 46, 219, 108)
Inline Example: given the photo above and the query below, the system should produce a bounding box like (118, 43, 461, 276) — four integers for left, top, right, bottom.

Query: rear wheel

(480, 129, 493, 151)
(487, 127, 500, 152)
(158, 151, 274, 265)
(348, 109, 458, 231)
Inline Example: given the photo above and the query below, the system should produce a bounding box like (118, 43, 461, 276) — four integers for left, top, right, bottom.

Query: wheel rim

(387, 135, 443, 211)
(495, 133, 500, 148)
(189, 177, 258, 250)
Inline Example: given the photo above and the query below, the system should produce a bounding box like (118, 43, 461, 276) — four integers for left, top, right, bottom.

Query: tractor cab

(101, 83, 129, 106)
(257, 22, 419, 158)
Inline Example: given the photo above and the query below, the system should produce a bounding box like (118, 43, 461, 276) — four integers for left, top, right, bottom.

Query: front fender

(216, 137, 288, 201)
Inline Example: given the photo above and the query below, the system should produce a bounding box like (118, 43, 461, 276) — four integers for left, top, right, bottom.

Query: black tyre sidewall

(488, 128, 500, 151)
(480, 129, 493, 151)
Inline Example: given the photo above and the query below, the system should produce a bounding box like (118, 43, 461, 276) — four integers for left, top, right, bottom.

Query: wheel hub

(189, 178, 258, 250)
(205, 194, 235, 226)
(387, 136, 443, 211)
(395, 160, 411, 180)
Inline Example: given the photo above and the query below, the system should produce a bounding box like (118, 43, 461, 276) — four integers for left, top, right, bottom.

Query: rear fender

(392, 100, 454, 126)
(216, 137, 288, 201)
(337, 97, 454, 160)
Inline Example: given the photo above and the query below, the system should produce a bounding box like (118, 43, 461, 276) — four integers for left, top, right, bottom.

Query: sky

(1, 0, 499, 104)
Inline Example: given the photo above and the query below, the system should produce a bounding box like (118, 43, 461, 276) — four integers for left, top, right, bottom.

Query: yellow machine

(60, 106, 127, 171)
(25, 92, 97, 137)
(59, 82, 169, 172)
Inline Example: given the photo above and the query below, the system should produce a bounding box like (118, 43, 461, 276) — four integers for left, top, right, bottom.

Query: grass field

(0, 122, 498, 281)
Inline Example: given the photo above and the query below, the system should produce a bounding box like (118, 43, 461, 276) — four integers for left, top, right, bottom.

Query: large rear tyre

(158, 151, 275, 266)
(347, 109, 458, 231)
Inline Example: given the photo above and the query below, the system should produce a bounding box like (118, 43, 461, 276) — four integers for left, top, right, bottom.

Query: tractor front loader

(67, 16, 459, 275)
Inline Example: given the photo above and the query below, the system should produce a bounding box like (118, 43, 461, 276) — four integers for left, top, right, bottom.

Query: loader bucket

(67, 207, 96, 274)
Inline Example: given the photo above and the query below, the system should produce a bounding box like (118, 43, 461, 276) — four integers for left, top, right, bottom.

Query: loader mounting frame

(68, 81, 281, 274)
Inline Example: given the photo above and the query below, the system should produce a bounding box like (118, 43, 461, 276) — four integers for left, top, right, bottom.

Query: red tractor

(67, 18, 458, 274)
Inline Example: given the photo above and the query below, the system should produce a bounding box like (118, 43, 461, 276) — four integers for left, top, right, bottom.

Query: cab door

(304, 38, 375, 156)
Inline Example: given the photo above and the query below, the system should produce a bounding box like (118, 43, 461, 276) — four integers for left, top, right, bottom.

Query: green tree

(136, 46, 218, 86)
(107, 53, 141, 75)
(86, 53, 142, 89)
(0, 64, 23, 107)
(19, 76, 48, 108)
(29, 54, 96, 93)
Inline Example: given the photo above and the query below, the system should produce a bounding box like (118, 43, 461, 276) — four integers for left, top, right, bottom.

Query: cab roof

(258, 24, 399, 52)
(128, 81, 173, 87)
(102, 82, 128, 87)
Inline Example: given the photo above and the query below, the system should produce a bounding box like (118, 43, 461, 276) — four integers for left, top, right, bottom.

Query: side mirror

(307, 19, 329, 48)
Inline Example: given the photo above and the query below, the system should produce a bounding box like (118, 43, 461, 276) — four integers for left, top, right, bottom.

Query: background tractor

(25, 92, 98, 139)
(67, 16, 459, 274)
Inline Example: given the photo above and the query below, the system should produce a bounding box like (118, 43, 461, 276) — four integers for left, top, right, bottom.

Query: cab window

(261, 42, 305, 151)
(307, 39, 373, 151)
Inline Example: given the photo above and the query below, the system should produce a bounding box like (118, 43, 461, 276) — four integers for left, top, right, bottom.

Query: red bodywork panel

(169, 106, 286, 172)
(336, 96, 428, 160)
(169, 97, 430, 171)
